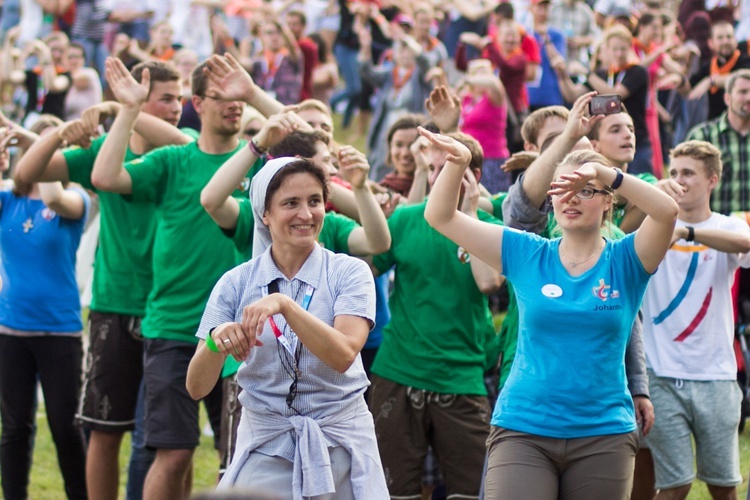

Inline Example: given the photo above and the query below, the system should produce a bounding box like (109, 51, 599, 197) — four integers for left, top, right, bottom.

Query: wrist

(685, 226, 695, 242)
(249, 137, 268, 157)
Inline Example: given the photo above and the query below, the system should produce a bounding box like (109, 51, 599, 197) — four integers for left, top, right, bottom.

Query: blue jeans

(125, 380, 155, 500)
(330, 43, 361, 129)
(73, 37, 108, 85)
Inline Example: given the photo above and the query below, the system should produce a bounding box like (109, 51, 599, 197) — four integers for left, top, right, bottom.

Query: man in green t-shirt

(14, 61, 190, 500)
(89, 55, 282, 500)
(369, 131, 502, 499)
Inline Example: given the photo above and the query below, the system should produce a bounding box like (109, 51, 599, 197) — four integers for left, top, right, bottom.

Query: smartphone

(589, 95, 622, 116)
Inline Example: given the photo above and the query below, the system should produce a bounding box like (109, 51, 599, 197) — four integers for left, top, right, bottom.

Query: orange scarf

(264, 48, 289, 77)
(607, 63, 633, 86)
(710, 49, 741, 93)
(632, 38, 654, 58)
(155, 47, 175, 61)
(392, 65, 415, 93)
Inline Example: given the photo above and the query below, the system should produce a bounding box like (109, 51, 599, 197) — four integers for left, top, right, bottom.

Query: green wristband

(204, 328, 220, 353)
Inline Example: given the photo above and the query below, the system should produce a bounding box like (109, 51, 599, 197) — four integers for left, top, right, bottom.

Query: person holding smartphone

(423, 126, 678, 498)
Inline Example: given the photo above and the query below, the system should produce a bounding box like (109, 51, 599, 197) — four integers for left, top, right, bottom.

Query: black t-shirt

(690, 53, 750, 119)
(593, 65, 649, 147)
(24, 69, 72, 120)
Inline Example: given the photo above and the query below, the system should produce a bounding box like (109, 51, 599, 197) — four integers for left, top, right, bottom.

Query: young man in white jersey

(641, 140, 750, 500)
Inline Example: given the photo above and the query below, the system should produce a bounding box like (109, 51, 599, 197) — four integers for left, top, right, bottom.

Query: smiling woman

(186, 157, 388, 499)
(422, 128, 679, 499)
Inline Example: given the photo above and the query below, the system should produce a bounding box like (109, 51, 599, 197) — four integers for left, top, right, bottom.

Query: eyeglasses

(575, 187, 611, 199)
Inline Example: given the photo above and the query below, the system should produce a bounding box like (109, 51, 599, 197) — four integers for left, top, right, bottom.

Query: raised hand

(105, 56, 149, 108)
(253, 109, 309, 150)
(203, 53, 256, 103)
(460, 169, 481, 215)
(0, 125, 39, 151)
(337, 146, 370, 189)
(501, 151, 538, 172)
(81, 101, 122, 138)
(410, 135, 431, 174)
(58, 119, 93, 149)
(417, 126, 472, 168)
(655, 178, 685, 201)
(547, 162, 599, 203)
(425, 85, 461, 133)
(563, 92, 604, 141)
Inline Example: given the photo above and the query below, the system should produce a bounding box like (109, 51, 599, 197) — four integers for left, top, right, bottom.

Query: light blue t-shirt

(493, 229, 651, 438)
(0, 188, 90, 332)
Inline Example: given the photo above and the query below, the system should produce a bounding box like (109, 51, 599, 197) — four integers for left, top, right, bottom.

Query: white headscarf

(250, 157, 300, 258)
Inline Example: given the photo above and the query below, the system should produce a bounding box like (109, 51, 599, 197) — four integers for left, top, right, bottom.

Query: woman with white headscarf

(186, 157, 388, 499)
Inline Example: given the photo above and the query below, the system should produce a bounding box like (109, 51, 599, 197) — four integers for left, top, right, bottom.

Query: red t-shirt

(298, 37, 319, 101)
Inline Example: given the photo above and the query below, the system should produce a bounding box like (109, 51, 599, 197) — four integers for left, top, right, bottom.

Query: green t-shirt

(612, 172, 658, 227)
(125, 141, 249, 342)
(489, 192, 508, 221)
(63, 135, 156, 316)
(372, 202, 502, 395)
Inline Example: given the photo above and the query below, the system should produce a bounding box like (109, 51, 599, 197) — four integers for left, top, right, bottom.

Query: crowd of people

(1, 0, 750, 499)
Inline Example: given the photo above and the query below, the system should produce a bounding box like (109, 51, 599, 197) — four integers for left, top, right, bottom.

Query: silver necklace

(560, 239, 604, 268)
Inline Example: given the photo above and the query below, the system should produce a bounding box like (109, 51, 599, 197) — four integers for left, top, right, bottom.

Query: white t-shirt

(642, 213, 750, 380)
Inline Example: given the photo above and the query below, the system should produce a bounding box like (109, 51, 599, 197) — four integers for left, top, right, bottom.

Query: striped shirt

(687, 112, 750, 215)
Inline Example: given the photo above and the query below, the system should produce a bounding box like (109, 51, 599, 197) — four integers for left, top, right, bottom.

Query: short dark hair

(131, 60, 180, 96)
(191, 60, 211, 98)
(286, 10, 307, 26)
(68, 42, 86, 55)
(494, 2, 514, 19)
(264, 159, 330, 211)
(268, 130, 330, 159)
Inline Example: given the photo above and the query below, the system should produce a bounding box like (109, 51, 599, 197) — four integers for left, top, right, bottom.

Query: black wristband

(249, 138, 267, 157)
(686, 226, 695, 242)
(610, 167, 624, 190)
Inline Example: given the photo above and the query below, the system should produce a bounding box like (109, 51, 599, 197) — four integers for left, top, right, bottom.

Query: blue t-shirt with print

(0, 188, 90, 332)
(493, 229, 651, 438)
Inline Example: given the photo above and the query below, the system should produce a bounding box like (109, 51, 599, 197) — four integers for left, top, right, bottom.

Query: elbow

(90, 171, 112, 192)
(333, 349, 359, 374)
(738, 236, 750, 255)
(200, 188, 219, 215)
(369, 234, 391, 255)
(185, 379, 206, 401)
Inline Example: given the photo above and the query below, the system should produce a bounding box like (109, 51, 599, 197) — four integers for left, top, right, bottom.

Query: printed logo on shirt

(41, 208, 56, 220)
(239, 177, 251, 192)
(593, 278, 622, 310)
(457, 247, 471, 264)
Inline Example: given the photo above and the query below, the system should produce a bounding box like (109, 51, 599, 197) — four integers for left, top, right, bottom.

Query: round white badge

(541, 284, 563, 298)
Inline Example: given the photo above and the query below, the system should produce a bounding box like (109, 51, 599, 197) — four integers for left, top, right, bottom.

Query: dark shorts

(77, 311, 144, 432)
(369, 375, 490, 498)
(219, 374, 242, 476)
(143, 339, 200, 450)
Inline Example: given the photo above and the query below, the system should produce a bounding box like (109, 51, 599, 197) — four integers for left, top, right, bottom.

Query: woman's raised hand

(417, 126, 471, 168)
(548, 162, 600, 203)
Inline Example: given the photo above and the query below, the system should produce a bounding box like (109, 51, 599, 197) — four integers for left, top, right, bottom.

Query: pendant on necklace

(22, 218, 34, 233)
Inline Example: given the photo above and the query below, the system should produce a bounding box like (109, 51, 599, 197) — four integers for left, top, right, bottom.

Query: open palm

(105, 57, 149, 107)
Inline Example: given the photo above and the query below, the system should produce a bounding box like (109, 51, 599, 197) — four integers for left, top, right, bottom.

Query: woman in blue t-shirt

(0, 115, 90, 500)
(422, 127, 678, 499)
